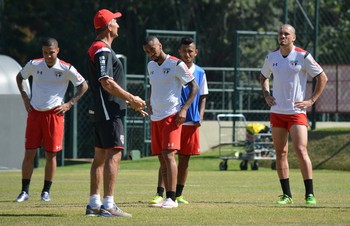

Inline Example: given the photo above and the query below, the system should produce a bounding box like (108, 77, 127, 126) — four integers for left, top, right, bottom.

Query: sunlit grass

(1, 152, 350, 225)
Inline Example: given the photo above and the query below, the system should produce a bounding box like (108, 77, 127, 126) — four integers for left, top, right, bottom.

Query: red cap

(94, 9, 122, 30)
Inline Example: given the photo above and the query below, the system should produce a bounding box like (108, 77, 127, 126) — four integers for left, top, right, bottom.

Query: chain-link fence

(286, 0, 350, 124)
(203, 0, 350, 123)
(65, 0, 350, 160)
(202, 31, 279, 122)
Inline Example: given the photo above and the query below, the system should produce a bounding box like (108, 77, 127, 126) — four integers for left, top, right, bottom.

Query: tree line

(0, 0, 349, 77)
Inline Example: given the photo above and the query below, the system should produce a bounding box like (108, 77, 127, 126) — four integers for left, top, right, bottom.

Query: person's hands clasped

(128, 96, 145, 110)
(127, 96, 149, 117)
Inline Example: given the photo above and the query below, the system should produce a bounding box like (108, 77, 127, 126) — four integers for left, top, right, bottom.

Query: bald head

(278, 24, 296, 47)
(280, 24, 295, 35)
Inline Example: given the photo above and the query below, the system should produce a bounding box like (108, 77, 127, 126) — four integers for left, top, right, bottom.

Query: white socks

(89, 194, 102, 209)
(89, 194, 114, 209)
(103, 196, 114, 209)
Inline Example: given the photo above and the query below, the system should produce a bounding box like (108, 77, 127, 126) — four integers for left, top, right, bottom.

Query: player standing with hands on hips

(260, 24, 328, 205)
(143, 36, 199, 208)
(15, 37, 88, 202)
(85, 9, 147, 217)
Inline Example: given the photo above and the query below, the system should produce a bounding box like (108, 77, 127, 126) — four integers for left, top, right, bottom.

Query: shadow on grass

(309, 129, 350, 140)
(0, 213, 64, 217)
(271, 205, 350, 210)
(121, 201, 350, 210)
(193, 155, 220, 159)
(314, 140, 350, 169)
(62, 159, 92, 166)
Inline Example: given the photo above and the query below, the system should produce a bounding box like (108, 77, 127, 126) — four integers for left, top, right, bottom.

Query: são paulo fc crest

(163, 68, 170, 75)
(55, 71, 63, 78)
(290, 60, 298, 66)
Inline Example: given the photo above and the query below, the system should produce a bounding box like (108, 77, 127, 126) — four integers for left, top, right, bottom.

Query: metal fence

(64, 0, 350, 160)
(202, 66, 270, 121)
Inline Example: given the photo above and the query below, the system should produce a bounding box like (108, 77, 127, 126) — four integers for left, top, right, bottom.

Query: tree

(1, 0, 349, 74)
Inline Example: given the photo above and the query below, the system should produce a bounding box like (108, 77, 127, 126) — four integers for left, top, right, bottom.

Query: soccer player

(143, 36, 199, 208)
(149, 37, 208, 206)
(15, 37, 88, 202)
(260, 24, 328, 205)
(85, 9, 147, 217)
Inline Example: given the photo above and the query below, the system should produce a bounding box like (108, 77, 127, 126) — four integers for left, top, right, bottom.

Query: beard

(279, 40, 286, 46)
(152, 56, 160, 62)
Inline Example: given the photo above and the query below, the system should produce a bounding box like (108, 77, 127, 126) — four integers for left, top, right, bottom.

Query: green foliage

(1, 0, 348, 75)
(318, 0, 350, 64)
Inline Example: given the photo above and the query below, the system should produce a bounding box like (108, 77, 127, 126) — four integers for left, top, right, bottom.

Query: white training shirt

(148, 55, 194, 121)
(261, 46, 323, 114)
(20, 58, 85, 111)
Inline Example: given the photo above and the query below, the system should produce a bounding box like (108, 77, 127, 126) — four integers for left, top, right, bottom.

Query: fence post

(311, 0, 320, 130)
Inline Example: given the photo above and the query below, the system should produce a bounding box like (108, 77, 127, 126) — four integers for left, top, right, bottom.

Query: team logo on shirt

(273, 63, 278, 67)
(290, 60, 298, 66)
(163, 68, 170, 75)
(99, 56, 106, 65)
(99, 56, 107, 76)
(55, 71, 63, 78)
(37, 71, 43, 75)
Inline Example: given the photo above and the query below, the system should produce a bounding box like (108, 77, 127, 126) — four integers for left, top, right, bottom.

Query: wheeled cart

(217, 114, 276, 171)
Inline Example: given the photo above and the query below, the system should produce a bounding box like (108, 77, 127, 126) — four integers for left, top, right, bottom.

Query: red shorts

(270, 113, 308, 130)
(25, 108, 64, 152)
(151, 114, 182, 155)
(178, 125, 200, 156)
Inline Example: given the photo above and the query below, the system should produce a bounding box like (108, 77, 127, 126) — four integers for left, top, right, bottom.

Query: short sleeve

(66, 65, 85, 86)
(261, 55, 272, 78)
(303, 53, 323, 78)
(200, 73, 209, 96)
(20, 61, 33, 79)
(94, 50, 114, 80)
(175, 61, 194, 85)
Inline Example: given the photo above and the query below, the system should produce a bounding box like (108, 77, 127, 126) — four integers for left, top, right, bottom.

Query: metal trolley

(217, 114, 276, 171)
